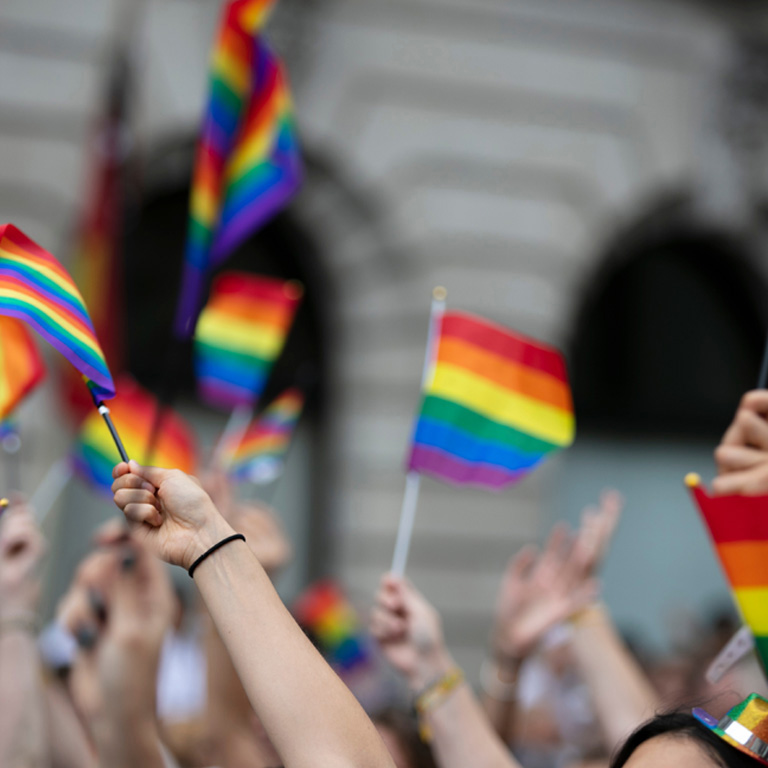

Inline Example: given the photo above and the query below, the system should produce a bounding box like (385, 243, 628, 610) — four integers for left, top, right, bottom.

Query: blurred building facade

(4, 0, 768, 674)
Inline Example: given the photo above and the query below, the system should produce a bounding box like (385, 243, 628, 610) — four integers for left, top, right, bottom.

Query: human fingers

(121, 497, 163, 528)
(370, 605, 407, 641)
(112, 462, 131, 480)
(111, 472, 155, 495)
(712, 465, 768, 496)
(721, 409, 768, 450)
(0, 511, 45, 560)
(92, 517, 131, 547)
(126, 461, 171, 488)
(715, 445, 768, 475)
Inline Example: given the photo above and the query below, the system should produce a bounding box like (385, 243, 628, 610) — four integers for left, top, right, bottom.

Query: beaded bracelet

(414, 667, 464, 742)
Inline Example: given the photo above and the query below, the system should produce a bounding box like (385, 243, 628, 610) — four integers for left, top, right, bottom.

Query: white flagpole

(30, 458, 73, 526)
(391, 286, 447, 577)
(212, 403, 253, 468)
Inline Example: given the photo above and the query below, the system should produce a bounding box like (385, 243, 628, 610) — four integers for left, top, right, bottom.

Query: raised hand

(112, 461, 235, 568)
(58, 535, 174, 767)
(370, 574, 453, 691)
(0, 501, 47, 622)
(492, 490, 622, 664)
(713, 390, 768, 495)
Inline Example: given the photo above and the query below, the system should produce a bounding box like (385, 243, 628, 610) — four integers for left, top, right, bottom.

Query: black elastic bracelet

(188, 533, 246, 578)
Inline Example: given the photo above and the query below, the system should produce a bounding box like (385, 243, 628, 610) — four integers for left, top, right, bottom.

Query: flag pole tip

(432, 286, 447, 301)
(0, 498, 9, 509)
(684, 472, 701, 488)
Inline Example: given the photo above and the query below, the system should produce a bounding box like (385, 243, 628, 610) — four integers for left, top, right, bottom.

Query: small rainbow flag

(174, 0, 302, 336)
(0, 316, 45, 420)
(407, 311, 575, 490)
(293, 581, 370, 671)
(688, 475, 768, 676)
(0, 224, 115, 400)
(224, 387, 304, 482)
(73, 376, 197, 494)
(194, 272, 302, 409)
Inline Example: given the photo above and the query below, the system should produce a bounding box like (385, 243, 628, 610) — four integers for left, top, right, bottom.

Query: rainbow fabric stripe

(0, 224, 115, 399)
(0, 316, 45, 420)
(293, 581, 370, 671)
(73, 376, 196, 494)
(175, 0, 302, 336)
(194, 272, 302, 409)
(225, 387, 304, 482)
(407, 311, 575, 490)
(688, 477, 768, 676)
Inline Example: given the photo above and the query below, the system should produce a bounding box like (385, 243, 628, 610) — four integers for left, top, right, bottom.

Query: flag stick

(758, 333, 768, 389)
(30, 458, 73, 526)
(391, 286, 447, 577)
(2, 430, 21, 492)
(213, 403, 253, 468)
(86, 384, 129, 463)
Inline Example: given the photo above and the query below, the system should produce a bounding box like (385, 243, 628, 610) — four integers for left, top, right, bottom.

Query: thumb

(128, 461, 171, 488)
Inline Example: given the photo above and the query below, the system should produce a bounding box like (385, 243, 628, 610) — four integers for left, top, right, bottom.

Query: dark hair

(372, 707, 437, 768)
(611, 712, 759, 767)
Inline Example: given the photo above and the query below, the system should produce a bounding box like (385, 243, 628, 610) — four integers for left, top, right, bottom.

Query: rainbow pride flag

(0, 224, 115, 399)
(194, 272, 302, 409)
(688, 475, 768, 675)
(407, 311, 575, 490)
(293, 581, 370, 671)
(0, 316, 45, 420)
(174, 0, 302, 336)
(224, 387, 304, 482)
(73, 376, 196, 494)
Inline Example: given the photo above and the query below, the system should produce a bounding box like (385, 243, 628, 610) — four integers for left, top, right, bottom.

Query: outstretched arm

(112, 461, 394, 768)
(371, 574, 522, 768)
(565, 492, 657, 749)
(0, 502, 50, 768)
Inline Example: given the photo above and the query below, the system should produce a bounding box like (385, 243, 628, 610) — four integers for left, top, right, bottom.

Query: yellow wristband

(414, 667, 464, 742)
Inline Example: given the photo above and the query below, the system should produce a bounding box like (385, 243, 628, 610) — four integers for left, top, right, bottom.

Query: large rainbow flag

(174, 0, 302, 336)
(0, 224, 114, 399)
(223, 386, 304, 482)
(407, 311, 575, 490)
(688, 474, 768, 675)
(0, 316, 45, 420)
(194, 272, 302, 409)
(73, 376, 196, 494)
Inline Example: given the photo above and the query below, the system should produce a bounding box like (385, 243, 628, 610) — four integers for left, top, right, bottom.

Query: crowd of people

(2, 390, 768, 767)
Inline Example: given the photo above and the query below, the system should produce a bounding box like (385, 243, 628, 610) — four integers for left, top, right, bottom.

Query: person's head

(611, 712, 762, 768)
(372, 708, 437, 768)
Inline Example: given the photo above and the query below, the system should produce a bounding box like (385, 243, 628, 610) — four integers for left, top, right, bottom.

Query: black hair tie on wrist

(188, 533, 246, 578)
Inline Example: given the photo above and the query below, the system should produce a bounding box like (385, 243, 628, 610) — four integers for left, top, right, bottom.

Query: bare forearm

(0, 631, 49, 768)
(195, 541, 394, 768)
(570, 605, 657, 748)
(480, 658, 522, 745)
(92, 718, 165, 768)
(404, 648, 521, 768)
(45, 681, 97, 768)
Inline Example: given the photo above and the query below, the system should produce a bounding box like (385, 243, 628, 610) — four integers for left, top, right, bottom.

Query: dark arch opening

(569, 200, 767, 439)
(118, 135, 336, 577)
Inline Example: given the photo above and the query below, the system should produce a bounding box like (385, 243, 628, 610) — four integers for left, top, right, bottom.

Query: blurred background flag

(0, 316, 45, 420)
(62, 49, 132, 419)
(292, 580, 370, 672)
(0, 224, 115, 400)
(687, 474, 768, 677)
(73, 376, 197, 494)
(407, 311, 575, 490)
(194, 272, 303, 410)
(223, 386, 304, 483)
(175, 0, 303, 337)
